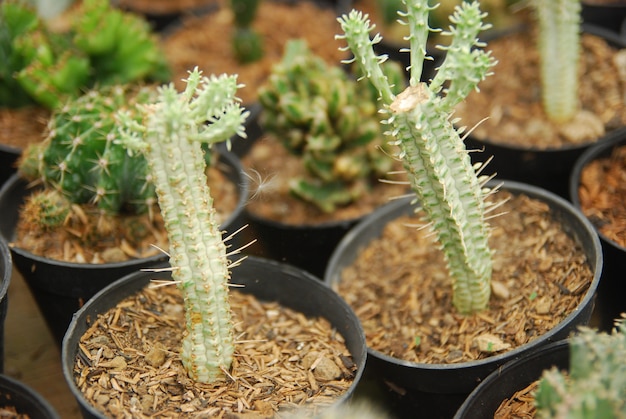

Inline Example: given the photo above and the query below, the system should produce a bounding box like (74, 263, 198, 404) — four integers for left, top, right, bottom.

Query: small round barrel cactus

(19, 84, 159, 216)
(258, 39, 405, 213)
(230, 0, 264, 63)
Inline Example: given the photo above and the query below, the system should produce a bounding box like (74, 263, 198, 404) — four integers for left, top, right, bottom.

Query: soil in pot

(0, 373, 60, 419)
(161, 0, 348, 105)
(68, 263, 362, 418)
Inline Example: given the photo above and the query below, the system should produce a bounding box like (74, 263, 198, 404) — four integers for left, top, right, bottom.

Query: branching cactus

(118, 68, 248, 383)
(230, 0, 264, 63)
(258, 39, 404, 213)
(338, 0, 497, 314)
(534, 318, 626, 418)
(532, 0, 581, 123)
(18, 84, 158, 218)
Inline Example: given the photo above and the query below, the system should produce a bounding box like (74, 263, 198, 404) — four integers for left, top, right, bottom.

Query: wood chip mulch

(73, 283, 357, 418)
(334, 190, 594, 365)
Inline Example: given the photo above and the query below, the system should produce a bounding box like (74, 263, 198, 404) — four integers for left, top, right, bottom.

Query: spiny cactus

(18, 84, 159, 216)
(258, 38, 405, 213)
(0, 0, 170, 110)
(230, 0, 264, 63)
(532, 0, 581, 123)
(118, 68, 248, 383)
(534, 317, 626, 418)
(338, 0, 497, 314)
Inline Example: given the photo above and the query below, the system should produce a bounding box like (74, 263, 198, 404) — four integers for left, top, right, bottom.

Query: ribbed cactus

(230, 0, 264, 63)
(118, 68, 248, 383)
(258, 39, 404, 213)
(338, 0, 497, 314)
(18, 84, 158, 216)
(534, 318, 626, 418)
(532, 0, 581, 123)
(0, 0, 169, 110)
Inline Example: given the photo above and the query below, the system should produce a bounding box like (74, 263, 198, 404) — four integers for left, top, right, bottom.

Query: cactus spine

(118, 68, 248, 383)
(532, 0, 581, 123)
(19, 84, 158, 216)
(534, 318, 626, 418)
(258, 39, 403, 213)
(338, 0, 496, 314)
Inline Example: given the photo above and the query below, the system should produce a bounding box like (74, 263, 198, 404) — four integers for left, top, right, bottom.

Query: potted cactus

(325, 1, 602, 417)
(0, 81, 248, 346)
(0, 0, 170, 184)
(239, 38, 408, 277)
(455, 0, 626, 198)
(61, 68, 366, 418)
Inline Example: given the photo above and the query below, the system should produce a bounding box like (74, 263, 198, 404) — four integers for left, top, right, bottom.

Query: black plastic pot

(0, 240, 11, 373)
(570, 133, 626, 332)
(464, 23, 626, 200)
(0, 144, 19, 189)
(0, 373, 60, 419)
(582, 0, 626, 35)
(62, 256, 367, 419)
(0, 151, 248, 347)
(453, 339, 570, 419)
(324, 180, 602, 419)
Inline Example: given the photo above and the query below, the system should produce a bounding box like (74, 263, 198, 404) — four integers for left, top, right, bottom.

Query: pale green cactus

(118, 68, 248, 383)
(534, 317, 626, 418)
(337, 0, 497, 314)
(532, 0, 581, 123)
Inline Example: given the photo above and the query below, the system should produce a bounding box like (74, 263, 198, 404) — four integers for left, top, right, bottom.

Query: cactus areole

(118, 68, 248, 383)
(338, 0, 497, 314)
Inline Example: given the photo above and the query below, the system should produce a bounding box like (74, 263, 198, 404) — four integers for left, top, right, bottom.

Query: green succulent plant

(531, 0, 581, 123)
(535, 317, 626, 418)
(18, 84, 159, 218)
(338, 0, 497, 314)
(258, 38, 405, 213)
(118, 68, 248, 383)
(0, 0, 170, 110)
(230, 0, 264, 63)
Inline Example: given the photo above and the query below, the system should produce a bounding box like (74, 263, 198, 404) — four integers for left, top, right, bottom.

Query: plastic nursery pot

(0, 374, 60, 419)
(0, 150, 248, 347)
(0, 239, 11, 373)
(113, 0, 218, 32)
(581, 0, 626, 35)
(464, 23, 626, 200)
(453, 339, 570, 419)
(570, 133, 626, 332)
(62, 256, 367, 419)
(0, 143, 19, 189)
(324, 180, 602, 419)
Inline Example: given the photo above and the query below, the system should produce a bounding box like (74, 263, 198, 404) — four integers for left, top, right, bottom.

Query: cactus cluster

(338, 0, 497, 314)
(118, 68, 248, 383)
(18, 84, 159, 220)
(230, 0, 264, 63)
(534, 318, 626, 418)
(258, 39, 405, 213)
(0, 0, 170, 110)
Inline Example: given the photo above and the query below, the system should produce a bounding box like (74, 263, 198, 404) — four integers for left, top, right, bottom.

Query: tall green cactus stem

(338, 0, 496, 314)
(18, 85, 158, 215)
(118, 68, 248, 383)
(532, 0, 581, 123)
(230, 0, 264, 63)
(535, 318, 626, 418)
(259, 39, 403, 213)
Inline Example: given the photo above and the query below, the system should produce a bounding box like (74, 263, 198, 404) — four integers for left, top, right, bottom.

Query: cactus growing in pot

(257, 38, 405, 213)
(338, 0, 497, 313)
(117, 67, 248, 383)
(230, 0, 264, 64)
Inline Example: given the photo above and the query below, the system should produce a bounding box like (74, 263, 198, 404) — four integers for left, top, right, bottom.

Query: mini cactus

(18, 84, 159, 216)
(258, 38, 405, 213)
(338, 0, 497, 314)
(0, 0, 170, 110)
(534, 317, 626, 418)
(230, 0, 264, 63)
(532, 0, 581, 123)
(118, 68, 248, 383)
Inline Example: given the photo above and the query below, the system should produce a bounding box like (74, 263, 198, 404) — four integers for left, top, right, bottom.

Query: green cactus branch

(118, 68, 248, 383)
(338, 0, 496, 314)
(532, 0, 581, 124)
